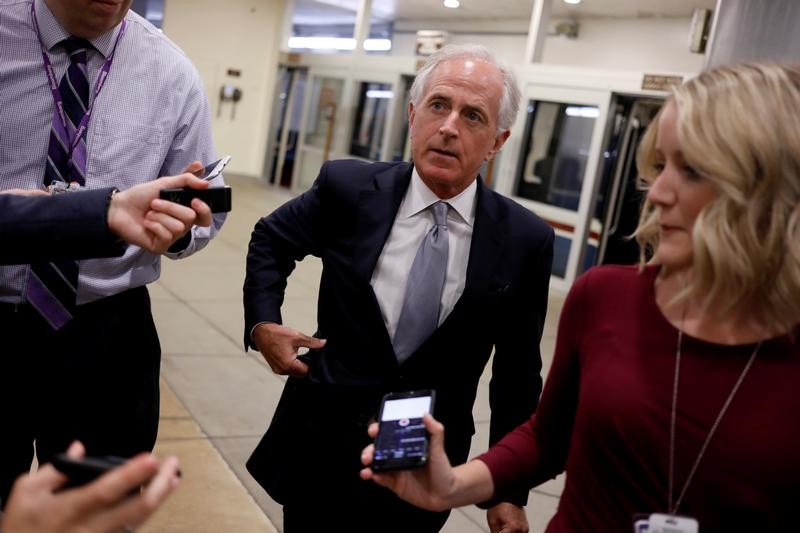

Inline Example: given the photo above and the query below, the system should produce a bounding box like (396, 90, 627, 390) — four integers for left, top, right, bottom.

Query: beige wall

(162, 0, 286, 178)
(393, 17, 705, 73)
(543, 17, 704, 72)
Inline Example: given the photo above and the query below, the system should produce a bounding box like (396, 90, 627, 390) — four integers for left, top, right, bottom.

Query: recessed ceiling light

(444, 0, 460, 8)
(564, 0, 581, 4)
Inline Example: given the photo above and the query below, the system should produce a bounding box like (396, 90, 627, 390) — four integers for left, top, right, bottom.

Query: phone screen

(372, 391, 434, 471)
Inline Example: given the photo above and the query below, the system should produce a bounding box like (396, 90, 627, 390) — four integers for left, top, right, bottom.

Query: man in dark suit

(243, 44, 554, 533)
(0, 173, 212, 264)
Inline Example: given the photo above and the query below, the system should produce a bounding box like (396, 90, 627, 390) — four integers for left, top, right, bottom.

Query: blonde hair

(634, 63, 800, 334)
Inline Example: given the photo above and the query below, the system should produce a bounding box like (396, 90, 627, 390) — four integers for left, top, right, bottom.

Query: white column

(280, 0, 296, 52)
(525, 0, 551, 64)
(353, 0, 373, 56)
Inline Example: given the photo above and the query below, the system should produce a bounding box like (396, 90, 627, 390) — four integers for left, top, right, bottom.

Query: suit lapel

(445, 178, 507, 322)
(351, 163, 413, 283)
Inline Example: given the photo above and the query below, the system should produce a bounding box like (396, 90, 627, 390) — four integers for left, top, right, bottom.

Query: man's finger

(0, 188, 49, 197)
(183, 160, 203, 175)
(21, 464, 68, 492)
(295, 334, 326, 349)
(85, 456, 181, 532)
(149, 198, 200, 223)
(144, 210, 191, 236)
(288, 358, 309, 377)
(157, 173, 210, 191)
(189, 198, 213, 227)
(142, 220, 175, 251)
(65, 440, 86, 459)
(67, 454, 159, 516)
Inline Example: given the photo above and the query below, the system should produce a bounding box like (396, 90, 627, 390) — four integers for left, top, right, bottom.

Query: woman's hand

(360, 414, 463, 512)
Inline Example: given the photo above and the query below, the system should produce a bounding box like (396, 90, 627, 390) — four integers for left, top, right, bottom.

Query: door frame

(497, 84, 612, 291)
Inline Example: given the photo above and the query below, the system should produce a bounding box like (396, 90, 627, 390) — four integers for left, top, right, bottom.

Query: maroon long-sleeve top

(479, 265, 800, 532)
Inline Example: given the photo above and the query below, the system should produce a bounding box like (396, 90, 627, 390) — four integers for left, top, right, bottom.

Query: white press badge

(647, 513, 698, 533)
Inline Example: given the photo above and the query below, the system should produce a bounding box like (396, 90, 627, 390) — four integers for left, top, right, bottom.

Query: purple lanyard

(30, 2, 127, 161)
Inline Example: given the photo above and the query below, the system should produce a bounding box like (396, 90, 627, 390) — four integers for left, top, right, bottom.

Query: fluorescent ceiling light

(288, 37, 355, 50)
(364, 38, 392, 51)
(444, 0, 460, 8)
(366, 90, 394, 99)
(287, 37, 391, 52)
(565, 106, 599, 118)
(564, 0, 581, 5)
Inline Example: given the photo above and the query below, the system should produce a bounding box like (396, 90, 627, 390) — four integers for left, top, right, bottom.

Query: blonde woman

(360, 63, 800, 532)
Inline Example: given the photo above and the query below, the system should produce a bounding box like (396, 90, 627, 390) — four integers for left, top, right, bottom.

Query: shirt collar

(35, 0, 123, 58)
(401, 168, 477, 227)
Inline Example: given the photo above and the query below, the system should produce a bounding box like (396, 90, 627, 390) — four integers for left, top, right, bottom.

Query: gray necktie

(393, 201, 449, 364)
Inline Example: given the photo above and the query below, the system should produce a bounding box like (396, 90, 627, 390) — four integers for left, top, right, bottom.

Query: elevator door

(587, 96, 663, 269)
(509, 84, 610, 288)
(264, 66, 307, 188)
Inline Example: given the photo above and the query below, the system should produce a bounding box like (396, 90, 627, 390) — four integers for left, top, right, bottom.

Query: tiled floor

(144, 174, 566, 532)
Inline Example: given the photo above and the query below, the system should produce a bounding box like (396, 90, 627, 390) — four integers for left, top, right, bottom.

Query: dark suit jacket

(243, 160, 554, 506)
(0, 188, 125, 265)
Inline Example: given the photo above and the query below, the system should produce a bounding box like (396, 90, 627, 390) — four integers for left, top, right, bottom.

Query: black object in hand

(159, 186, 232, 213)
(51, 454, 129, 489)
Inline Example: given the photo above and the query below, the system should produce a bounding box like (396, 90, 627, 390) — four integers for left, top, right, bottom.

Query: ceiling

(292, 0, 718, 25)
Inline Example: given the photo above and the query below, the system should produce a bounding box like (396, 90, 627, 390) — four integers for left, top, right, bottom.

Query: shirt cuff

(167, 231, 193, 254)
(249, 321, 275, 347)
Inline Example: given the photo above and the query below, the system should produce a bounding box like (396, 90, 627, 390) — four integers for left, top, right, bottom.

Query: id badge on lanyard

(633, 513, 699, 533)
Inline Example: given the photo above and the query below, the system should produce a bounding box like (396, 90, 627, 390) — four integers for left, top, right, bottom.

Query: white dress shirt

(370, 169, 476, 342)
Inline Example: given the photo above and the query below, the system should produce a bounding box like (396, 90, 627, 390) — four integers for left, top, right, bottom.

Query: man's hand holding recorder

(1, 441, 180, 533)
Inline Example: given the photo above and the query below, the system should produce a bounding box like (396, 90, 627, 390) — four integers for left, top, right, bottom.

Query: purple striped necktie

(26, 37, 90, 330)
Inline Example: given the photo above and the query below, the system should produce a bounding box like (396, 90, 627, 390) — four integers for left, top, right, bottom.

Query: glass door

(389, 75, 414, 162)
(589, 96, 663, 269)
(263, 66, 307, 188)
(349, 81, 394, 161)
(294, 75, 346, 190)
(507, 85, 611, 288)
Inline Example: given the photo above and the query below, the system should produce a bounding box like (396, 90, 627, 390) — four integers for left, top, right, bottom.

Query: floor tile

(277, 296, 322, 335)
(158, 261, 248, 302)
(158, 417, 206, 441)
(160, 376, 191, 418)
(526, 491, 560, 531)
(149, 280, 178, 302)
(152, 300, 242, 356)
(212, 436, 285, 532)
(190, 299, 248, 351)
(140, 437, 275, 533)
(534, 471, 566, 497)
(161, 355, 284, 438)
(442, 507, 489, 533)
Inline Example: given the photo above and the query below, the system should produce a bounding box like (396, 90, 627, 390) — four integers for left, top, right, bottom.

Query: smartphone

(159, 185, 232, 213)
(371, 389, 435, 471)
(52, 453, 182, 490)
(193, 155, 231, 181)
(51, 454, 129, 489)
